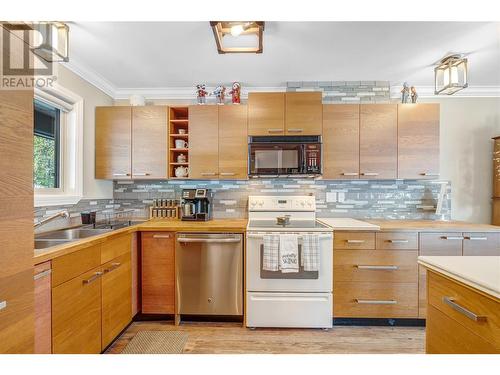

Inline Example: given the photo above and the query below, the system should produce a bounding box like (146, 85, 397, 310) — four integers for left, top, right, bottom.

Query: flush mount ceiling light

(210, 21, 264, 54)
(31, 22, 70, 62)
(434, 54, 468, 95)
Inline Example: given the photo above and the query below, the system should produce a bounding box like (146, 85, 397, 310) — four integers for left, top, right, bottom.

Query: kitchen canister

(129, 94, 146, 106)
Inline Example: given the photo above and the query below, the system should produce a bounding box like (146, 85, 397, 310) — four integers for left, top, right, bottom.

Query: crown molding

(61, 61, 117, 99)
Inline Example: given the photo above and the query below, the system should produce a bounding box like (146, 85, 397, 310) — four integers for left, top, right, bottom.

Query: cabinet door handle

(346, 239, 365, 244)
(34, 269, 52, 280)
(152, 234, 172, 239)
(0, 300, 6, 311)
(82, 271, 103, 285)
(443, 297, 487, 322)
(220, 172, 236, 176)
(441, 236, 464, 240)
(464, 236, 488, 241)
(113, 173, 131, 177)
(360, 172, 379, 176)
(267, 129, 283, 133)
(287, 128, 303, 133)
(387, 239, 409, 244)
(342, 172, 359, 176)
(420, 172, 440, 177)
(356, 265, 399, 270)
(103, 263, 121, 273)
(134, 172, 151, 176)
(201, 172, 217, 176)
(356, 299, 397, 305)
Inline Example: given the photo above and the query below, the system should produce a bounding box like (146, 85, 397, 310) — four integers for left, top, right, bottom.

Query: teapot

(175, 166, 189, 178)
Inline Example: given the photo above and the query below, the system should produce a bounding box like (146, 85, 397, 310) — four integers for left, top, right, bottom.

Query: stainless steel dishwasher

(175, 233, 243, 316)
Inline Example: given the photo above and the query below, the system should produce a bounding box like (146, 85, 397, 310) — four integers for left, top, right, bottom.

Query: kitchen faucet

(34, 210, 70, 229)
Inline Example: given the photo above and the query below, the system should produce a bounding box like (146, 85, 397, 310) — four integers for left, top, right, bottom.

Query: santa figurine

(211, 85, 226, 105)
(196, 84, 208, 105)
(410, 86, 418, 103)
(228, 82, 241, 104)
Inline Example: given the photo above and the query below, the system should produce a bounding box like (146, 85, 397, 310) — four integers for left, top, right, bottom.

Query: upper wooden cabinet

(95, 106, 132, 179)
(95, 106, 168, 179)
(285, 92, 322, 135)
(189, 106, 220, 179)
(493, 137, 500, 198)
(398, 104, 440, 179)
(132, 106, 168, 179)
(248, 92, 285, 135)
(323, 104, 360, 179)
(219, 105, 248, 179)
(359, 104, 398, 179)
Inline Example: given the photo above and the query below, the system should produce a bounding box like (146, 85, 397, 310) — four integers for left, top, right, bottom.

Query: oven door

(248, 143, 304, 176)
(246, 232, 333, 292)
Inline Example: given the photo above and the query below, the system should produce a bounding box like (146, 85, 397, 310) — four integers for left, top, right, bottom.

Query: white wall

(56, 65, 114, 199)
(421, 97, 500, 223)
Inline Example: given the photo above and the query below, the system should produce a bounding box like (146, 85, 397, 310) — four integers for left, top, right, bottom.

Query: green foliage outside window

(33, 134, 57, 188)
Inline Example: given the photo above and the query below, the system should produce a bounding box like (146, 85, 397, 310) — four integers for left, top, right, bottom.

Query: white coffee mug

(175, 139, 188, 149)
(178, 129, 186, 134)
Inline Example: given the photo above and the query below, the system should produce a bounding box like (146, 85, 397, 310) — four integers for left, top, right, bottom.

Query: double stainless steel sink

(34, 228, 113, 249)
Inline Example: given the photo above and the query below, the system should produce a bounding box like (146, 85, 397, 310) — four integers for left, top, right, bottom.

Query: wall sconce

(434, 54, 468, 95)
(210, 21, 264, 54)
(32, 21, 69, 62)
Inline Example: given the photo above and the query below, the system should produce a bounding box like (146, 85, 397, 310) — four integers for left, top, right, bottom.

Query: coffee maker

(181, 189, 212, 221)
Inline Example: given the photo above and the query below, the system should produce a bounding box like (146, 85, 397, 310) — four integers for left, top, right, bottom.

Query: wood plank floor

(106, 321, 425, 354)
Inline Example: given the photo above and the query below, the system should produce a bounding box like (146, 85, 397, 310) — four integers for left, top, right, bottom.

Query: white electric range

(246, 196, 333, 328)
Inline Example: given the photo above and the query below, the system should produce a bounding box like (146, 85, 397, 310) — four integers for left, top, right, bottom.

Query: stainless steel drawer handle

(442, 297, 487, 322)
(355, 299, 397, 305)
(342, 172, 359, 176)
(441, 236, 464, 240)
(287, 128, 303, 132)
(346, 240, 365, 244)
(34, 269, 52, 280)
(464, 237, 488, 241)
(388, 239, 409, 243)
(267, 129, 283, 133)
(113, 173, 131, 177)
(82, 271, 103, 285)
(177, 238, 241, 244)
(420, 172, 440, 177)
(0, 300, 6, 311)
(201, 172, 217, 176)
(220, 172, 236, 176)
(153, 234, 171, 239)
(104, 263, 121, 273)
(134, 172, 151, 176)
(360, 172, 379, 176)
(356, 265, 399, 270)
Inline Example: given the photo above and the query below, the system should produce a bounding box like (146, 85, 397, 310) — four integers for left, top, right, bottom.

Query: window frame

(34, 84, 84, 207)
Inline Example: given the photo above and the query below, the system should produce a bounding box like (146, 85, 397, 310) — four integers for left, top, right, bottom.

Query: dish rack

(100, 208, 136, 225)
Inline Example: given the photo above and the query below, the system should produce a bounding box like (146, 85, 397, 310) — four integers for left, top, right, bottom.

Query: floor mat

(121, 331, 188, 354)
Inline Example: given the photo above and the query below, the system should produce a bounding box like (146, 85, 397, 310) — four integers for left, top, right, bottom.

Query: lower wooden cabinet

(34, 262, 52, 354)
(52, 266, 103, 354)
(141, 232, 175, 314)
(101, 253, 132, 348)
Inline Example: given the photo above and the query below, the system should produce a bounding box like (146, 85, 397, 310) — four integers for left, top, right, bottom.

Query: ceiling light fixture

(210, 21, 264, 54)
(32, 21, 70, 62)
(434, 54, 468, 95)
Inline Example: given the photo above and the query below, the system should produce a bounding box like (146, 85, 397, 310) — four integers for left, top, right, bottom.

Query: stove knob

(300, 201, 305, 207)
(307, 201, 313, 207)
(250, 201, 257, 207)
(258, 200, 264, 206)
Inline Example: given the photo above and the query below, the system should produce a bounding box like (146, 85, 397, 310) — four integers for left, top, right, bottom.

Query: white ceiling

(65, 22, 500, 96)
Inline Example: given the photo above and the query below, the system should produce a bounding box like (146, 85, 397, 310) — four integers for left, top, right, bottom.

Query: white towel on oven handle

(279, 234, 299, 273)
(262, 234, 280, 271)
(301, 234, 320, 272)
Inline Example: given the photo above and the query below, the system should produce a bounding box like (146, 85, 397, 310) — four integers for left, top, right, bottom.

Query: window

(34, 100, 61, 189)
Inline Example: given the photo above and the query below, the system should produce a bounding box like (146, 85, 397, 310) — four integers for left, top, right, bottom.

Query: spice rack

(149, 198, 180, 220)
(169, 106, 189, 179)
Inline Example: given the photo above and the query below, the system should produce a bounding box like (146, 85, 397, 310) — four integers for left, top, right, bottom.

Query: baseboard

(333, 318, 426, 327)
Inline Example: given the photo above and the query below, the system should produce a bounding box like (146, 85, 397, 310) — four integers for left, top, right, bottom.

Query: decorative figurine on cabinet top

(401, 82, 410, 103)
(228, 82, 241, 104)
(411, 86, 418, 103)
(196, 84, 208, 105)
(212, 85, 226, 105)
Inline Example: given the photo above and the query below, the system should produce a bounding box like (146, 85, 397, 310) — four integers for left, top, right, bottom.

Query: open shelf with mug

(169, 106, 189, 178)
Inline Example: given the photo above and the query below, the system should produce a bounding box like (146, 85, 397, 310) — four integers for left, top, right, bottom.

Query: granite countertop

(418, 256, 500, 299)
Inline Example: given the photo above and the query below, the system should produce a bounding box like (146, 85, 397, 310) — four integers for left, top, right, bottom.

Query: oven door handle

(247, 234, 332, 240)
(177, 238, 242, 244)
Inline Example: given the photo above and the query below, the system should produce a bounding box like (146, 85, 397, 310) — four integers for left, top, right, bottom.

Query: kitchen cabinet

(218, 105, 248, 179)
(285, 92, 322, 135)
(189, 106, 219, 179)
(359, 104, 398, 179)
(95, 106, 132, 179)
(398, 104, 440, 179)
(494, 199, 500, 226)
(34, 262, 52, 354)
(141, 232, 175, 314)
(463, 232, 500, 256)
(101, 252, 132, 349)
(494, 137, 500, 198)
(322, 104, 360, 179)
(248, 92, 285, 135)
(132, 106, 168, 179)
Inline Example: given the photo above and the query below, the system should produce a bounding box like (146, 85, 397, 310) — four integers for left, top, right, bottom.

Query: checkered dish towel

(301, 234, 320, 271)
(263, 234, 280, 271)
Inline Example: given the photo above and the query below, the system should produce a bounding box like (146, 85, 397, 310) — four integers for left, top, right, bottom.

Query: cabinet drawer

(376, 232, 418, 250)
(52, 244, 101, 287)
(419, 232, 463, 256)
(34, 261, 52, 354)
(333, 232, 375, 250)
(333, 281, 418, 318)
(462, 232, 500, 256)
(428, 271, 500, 348)
(334, 250, 417, 283)
(426, 305, 498, 354)
(101, 234, 131, 264)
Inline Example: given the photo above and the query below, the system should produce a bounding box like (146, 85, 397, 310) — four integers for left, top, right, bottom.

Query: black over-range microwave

(248, 135, 322, 177)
